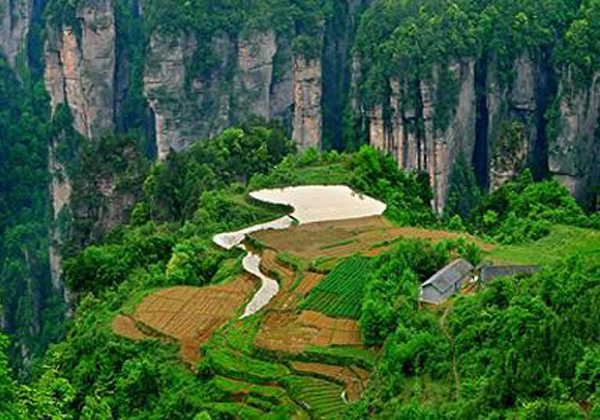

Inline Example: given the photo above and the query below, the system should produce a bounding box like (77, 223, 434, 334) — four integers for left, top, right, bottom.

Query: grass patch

(302, 346, 378, 370)
(293, 164, 352, 186)
(299, 256, 372, 319)
(207, 345, 290, 383)
(212, 256, 244, 284)
(276, 251, 306, 272)
(487, 224, 600, 266)
(309, 257, 339, 274)
(320, 238, 358, 250)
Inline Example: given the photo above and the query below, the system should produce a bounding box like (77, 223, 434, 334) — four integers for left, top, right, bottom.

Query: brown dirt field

(252, 216, 495, 262)
(112, 274, 256, 365)
(296, 272, 324, 297)
(260, 250, 297, 290)
(291, 362, 369, 401)
(255, 310, 362, 354)
(112, 315, 146, 340)
(258, 249, 326, 312)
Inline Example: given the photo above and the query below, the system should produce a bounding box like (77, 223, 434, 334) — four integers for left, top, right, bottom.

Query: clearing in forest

(112, 274, 256, 364)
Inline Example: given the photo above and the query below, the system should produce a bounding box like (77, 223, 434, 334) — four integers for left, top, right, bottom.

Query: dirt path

(440, 303, 460, 400)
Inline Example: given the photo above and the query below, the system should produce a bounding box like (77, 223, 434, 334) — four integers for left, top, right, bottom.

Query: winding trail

(440, 303, 460, 400)
(212, 185, 386, 318)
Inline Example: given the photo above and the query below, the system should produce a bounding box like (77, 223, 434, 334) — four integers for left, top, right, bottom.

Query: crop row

(300, 256, 372, 319)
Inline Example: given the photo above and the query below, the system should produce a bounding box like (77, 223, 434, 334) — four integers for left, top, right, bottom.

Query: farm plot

(212, 377, 302, 418)
(252, 215, 494, 262)
(112, 274, 256, 364)
(255, 310, 362, 354)
(299, 256, 371, 319)
(283, 375, 346, 419)
(291, 362, 370, 402)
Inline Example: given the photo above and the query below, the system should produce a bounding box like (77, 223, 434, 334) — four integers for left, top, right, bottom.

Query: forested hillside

(0, 0, 599, 418)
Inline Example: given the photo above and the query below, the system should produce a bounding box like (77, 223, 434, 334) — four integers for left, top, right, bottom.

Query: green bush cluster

(355, 0, 580, 106)
(360, 239, 450, 347)
(144, 119, 293, 221)
(349, 146, 435, 227)
(471, 170, 591, 243)
(352, 241, 600, 418)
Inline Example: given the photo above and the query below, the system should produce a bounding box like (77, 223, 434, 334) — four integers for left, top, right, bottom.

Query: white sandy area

(249, 185, 386, 224)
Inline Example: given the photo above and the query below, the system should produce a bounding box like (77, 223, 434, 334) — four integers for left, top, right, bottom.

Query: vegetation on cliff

(0, 58, 66, 370)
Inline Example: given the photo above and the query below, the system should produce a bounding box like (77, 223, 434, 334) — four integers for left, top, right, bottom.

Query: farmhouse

(420, 259, 474, 305)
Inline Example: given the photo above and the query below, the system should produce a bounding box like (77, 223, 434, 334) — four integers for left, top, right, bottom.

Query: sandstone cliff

(366, 60, 476, 213)
(0, 0, 33, 68)
(552, 72, 600, 204)
(362, 51, 599, 211)
(45, 0, 116, 139)
(38, 0, 599, 213)
(144, 29, 320, 159)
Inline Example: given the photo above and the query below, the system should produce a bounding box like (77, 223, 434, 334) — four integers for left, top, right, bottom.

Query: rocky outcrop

(144, 32, 204, 160)
(367, 61, 476, 213)
(48, 144, 72, 299)
(145, 30, 298, 160)
(45, 0, 116, 139)
(551, 72, 600, 204)
(292, 55, 323, 151)
(0, 0, 33, 67)
(487, 54, 539, 190)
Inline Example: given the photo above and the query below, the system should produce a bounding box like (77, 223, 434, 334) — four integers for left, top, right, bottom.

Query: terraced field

(291, 362, 370, 401)
(284, 376, 346, 418)
(299, 256, 372, 319)
(112, 274, 256, 364)
(252, 215, 494, 262)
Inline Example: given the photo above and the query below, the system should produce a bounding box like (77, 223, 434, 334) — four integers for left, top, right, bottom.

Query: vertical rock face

(145, 30, 297, 160)
(48, 147, 72, 307)
(488, 54, 539, 190)
(292, 55, 323, 151)
(45, 0, 116, 139)
(0, 0, 33, 67)
(551, 73, 600, 203)
(235, 31, 278, 120)
(44, 0, 116, 299)
(143, 32, 202, 160)
(367, 60, 476, 213)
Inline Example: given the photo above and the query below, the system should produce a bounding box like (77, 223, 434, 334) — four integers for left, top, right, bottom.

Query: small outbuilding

(479, 265, 541, 285)
(420, 259, 474, 305)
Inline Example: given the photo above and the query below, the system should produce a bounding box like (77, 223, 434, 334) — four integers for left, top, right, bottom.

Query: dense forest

(0, 0, 600, 418)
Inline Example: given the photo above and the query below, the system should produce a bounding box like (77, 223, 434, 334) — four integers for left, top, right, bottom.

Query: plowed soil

(255, 310, 362, 354)
(252, 215, 494, 261)
(259, 249, 325, 311)
(112, 274, 256, 365)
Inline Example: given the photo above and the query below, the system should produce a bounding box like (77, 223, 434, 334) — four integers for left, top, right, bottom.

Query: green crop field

(299, 256, 372, 319)
(284, 376, 346, 419)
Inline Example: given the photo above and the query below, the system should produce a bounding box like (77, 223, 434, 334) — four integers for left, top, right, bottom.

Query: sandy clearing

(250, 185, 386, 225)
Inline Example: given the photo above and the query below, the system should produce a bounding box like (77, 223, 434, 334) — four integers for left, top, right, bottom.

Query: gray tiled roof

(420, 259, 474, 304)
